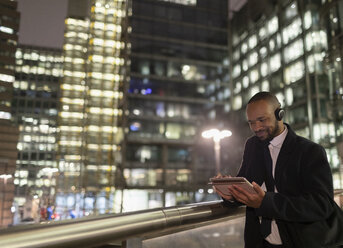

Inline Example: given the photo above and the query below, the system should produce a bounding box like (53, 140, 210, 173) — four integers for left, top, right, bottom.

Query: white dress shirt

(261, 125, 288, 245)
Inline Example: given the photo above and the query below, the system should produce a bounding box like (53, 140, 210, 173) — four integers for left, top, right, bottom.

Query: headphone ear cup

(275, 108, 285, 121)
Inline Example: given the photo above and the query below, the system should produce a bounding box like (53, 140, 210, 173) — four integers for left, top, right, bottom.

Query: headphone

(274, 108, 285, 121)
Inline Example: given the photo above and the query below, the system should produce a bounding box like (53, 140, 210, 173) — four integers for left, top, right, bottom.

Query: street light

(202, 128, 232, 174)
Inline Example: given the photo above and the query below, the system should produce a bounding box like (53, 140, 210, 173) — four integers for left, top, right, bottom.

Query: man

(216, 92, 337, 247)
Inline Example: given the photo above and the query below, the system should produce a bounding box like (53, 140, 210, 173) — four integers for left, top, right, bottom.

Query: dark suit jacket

(231, 124, 335, 248)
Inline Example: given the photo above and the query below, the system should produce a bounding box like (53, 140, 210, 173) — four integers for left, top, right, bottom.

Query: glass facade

(122, 0, 229, 210)
(55, 0, 228, 218)
(56, 0, 125, 218)
(229, 0, 343, 189)
(321, 0, 343, 189)
(12, 46, 62, 222)
(0, 0, 20, 228)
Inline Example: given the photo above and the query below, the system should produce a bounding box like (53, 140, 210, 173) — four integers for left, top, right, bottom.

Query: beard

(256, 119, 280, 142)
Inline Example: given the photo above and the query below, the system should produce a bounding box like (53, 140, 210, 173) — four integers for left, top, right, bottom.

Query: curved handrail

(0, 201, 245, 248)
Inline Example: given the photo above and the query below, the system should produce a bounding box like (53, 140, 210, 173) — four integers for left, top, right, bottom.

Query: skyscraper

(56, 0, 229, 218)
(0, 0, 20, 228)
(121, 0, 229, 210)
(12, 45, 63, 222)
(56, 0, 126, 217)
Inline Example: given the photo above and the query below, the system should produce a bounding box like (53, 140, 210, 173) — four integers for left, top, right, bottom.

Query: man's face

(246, 100, 280, 141)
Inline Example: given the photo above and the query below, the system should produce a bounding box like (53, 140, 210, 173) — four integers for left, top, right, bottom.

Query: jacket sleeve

(255, 143, 334, 223)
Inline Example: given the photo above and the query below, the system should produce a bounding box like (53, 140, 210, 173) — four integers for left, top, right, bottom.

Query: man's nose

(252, 122, 263, 132)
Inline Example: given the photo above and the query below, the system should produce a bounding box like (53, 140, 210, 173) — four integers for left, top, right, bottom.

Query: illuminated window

(249, 35, 257, 49)
(282, 18, 302, 44)
(166, 123, 181, 139)
(158, 0, 197, 6)
(0, 111, 11, 120)
(304, 11, 312, 29)
(233, 49, 240, 61)
(270, 53, 281, 72)
(249, 52, 258, 67)
(268, 16, 278, 35)
(259, 26, 267, 40)
(261, 80, 269, 91)
(305, 31, 327, 51)
(275, 92, 285, 107)
(250, 69, 259, 83)
(233, 95, 242, 110)
(284, 39, 303, 64)
(307, 53, 324, 73)
(242, 59, 248, 71)
(313, 123, 336, 143)
(259, 47, 268, 59)
(233, 81, 241, 94)
(0, 26, 14, 34)
(261, 62, 268, 77)
(0, 73, 15, 83)
(242, 76, 249, 88)
(284, 61, 305, 84)
(285, 87, 294, 106)
(326, 147, 340, 169)
(232, 64, 241, 78)
(241, 42, 248, 54)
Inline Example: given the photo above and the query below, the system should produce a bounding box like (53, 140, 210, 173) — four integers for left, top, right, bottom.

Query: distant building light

(130, 122, 141, 131)
(142, 88, 152, 95)
(158, 0, 196, 6)
(133, 109, 141, 115)
(0, 111, 11, 120)
(0, 26, 14, 34)
(0, 73, 15, 83)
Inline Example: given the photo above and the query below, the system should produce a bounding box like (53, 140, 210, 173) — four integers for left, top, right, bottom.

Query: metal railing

(0, 201, 246, 248)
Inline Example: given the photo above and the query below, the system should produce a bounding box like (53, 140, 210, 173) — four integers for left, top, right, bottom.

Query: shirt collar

(270, 125, 288, 149)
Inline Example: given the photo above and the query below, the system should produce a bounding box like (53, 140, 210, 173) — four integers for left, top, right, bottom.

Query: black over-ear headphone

(274, 108, 285, 121)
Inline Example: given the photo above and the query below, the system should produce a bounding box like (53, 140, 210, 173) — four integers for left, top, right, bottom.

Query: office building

(321, 0, 343, 183)
(227, 0, 343, 188)
(56, 0, 125, 218)
(12, 45, 63, 221)
(122, 0, 230, 210)
(0, 0, 19, 228)
(56, 0, 230, 218)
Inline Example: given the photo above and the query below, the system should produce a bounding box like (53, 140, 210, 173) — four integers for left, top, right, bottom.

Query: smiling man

(216, 92, 339, 248)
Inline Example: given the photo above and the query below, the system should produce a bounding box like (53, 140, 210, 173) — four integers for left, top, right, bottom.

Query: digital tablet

(209, 177, 257, 196)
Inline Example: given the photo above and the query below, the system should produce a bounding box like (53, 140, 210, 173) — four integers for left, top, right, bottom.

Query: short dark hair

(248, 91, 281, 107)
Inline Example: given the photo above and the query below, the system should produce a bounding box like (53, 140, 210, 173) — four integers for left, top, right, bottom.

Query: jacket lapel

(274, 124, 297, 187)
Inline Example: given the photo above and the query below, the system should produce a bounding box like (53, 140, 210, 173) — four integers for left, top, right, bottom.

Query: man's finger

(252, 182, 265, 196)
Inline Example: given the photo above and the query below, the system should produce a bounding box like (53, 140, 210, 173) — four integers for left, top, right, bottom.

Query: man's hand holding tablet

(209, 177, 257, 195)
(210, 175, 265, 208)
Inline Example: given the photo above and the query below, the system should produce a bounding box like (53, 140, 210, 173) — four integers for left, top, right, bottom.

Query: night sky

(17, 0, 68, 49)
(16, 0, 245, 49)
